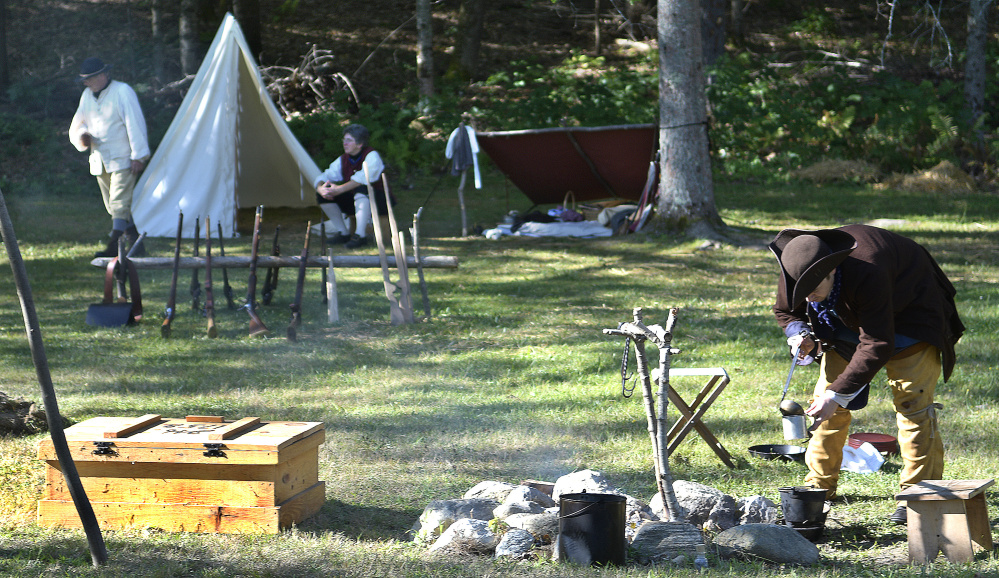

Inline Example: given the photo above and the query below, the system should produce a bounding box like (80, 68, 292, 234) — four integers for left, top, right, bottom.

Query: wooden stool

(895, 479, 995, 563)
(665, 367, 734, 468)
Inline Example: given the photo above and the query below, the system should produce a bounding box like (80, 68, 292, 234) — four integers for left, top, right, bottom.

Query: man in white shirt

(69, 57, 150, 257)
(314, 124, 394, 249)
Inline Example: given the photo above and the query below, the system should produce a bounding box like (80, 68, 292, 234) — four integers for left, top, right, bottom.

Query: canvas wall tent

(131, 13, 322, 239)
(475, 124, 657, 206)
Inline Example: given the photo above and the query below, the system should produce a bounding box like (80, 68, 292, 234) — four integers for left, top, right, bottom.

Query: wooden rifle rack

(91, 254, 458, 327)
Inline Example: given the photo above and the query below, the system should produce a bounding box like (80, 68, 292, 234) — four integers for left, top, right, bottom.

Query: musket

(287, 221, 311, 341)
(161, 212, 183, 338)
(319, 221, 328, 304)
(244, 206, 269, 336)
(261, 224, 280, 305)
(217, 221, 236, 309)
(204, 216, 217, 338)
(190, 216, 201, 311)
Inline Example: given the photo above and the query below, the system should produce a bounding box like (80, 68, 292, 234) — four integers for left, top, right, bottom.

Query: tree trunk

(151, 0, 165, 83)
(180, 0, 198, 76)
(701, 0, 726, 65)
(416, 0, 435, 102)
(233, 0, 263, 61)
(730, 0, 743, 39)
(964, 0, 989, 160)
(448, 0, 486, 81)
(594, 0, 602, 56)
(0, 0, 9, 93)
(652, 0, 722, 236)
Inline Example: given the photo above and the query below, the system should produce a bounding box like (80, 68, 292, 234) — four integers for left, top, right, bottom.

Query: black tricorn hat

(769, 228, 857, 308)
(78, 57, 112, 81)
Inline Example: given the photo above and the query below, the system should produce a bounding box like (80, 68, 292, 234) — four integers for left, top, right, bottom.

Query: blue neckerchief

(808, 268, 842, 329)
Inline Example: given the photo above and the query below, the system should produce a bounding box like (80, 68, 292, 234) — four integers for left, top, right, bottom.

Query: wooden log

(91, 255, 458, 270)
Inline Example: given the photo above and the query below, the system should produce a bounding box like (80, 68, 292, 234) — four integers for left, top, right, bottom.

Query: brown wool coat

(773, 224, 965, 396)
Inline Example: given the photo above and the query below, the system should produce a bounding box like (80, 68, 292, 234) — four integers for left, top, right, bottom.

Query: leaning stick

(411, 207, 431, 319)
(0, 190, 107, 566)
(381, 173, 414, 323)
(363, 161, 404, 325)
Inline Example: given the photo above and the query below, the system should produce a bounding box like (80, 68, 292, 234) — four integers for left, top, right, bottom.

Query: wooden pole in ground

(0, 189, 108, 566)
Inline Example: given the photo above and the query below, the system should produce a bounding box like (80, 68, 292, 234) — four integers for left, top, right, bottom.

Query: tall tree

(0, 0, 8, 94)
(233, 0, 263, 61)
(651, 0, 722, 236)
(448, 0, 486, 81)
(151, 0, 165, 83)
(964, 0, 990, 160)
(180, 0, 198, 76)
(416, 0, 435, 102)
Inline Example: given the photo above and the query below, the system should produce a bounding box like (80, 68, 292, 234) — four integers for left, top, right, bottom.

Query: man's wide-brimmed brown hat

(77, 57, 112, 81)
(769, 228, 857, 308)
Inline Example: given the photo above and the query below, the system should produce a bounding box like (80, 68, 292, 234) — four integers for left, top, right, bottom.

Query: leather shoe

(889, 505, 907, 525)
(344, 234, 368, 249)
(326, 232, 350, 245)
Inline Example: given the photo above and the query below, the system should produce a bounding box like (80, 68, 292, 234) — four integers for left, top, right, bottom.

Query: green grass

(0, 170, 997, 577)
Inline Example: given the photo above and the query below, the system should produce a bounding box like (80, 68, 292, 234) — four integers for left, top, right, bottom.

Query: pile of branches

(260, 44, 360, 118)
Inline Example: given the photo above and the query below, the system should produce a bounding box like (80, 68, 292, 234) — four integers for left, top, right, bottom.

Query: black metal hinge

(202, 443, 227, 458)
(92, 441, 118, 456)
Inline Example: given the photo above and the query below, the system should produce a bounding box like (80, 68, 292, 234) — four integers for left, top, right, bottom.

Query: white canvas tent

(132, 13, 322, 238)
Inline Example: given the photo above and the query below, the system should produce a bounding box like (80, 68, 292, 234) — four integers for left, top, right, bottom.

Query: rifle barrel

(190, 216, 202, 311)
(246, 206, 269, 336)
(287, 221, 311, 341)
(204, 216, 217, 338)
(162, 212, 183, 338)
(217, 221, 236, 309)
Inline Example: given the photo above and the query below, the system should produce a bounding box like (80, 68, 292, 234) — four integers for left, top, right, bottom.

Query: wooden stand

(895, 479, 995, 563)
(37, 415, 325, 534)
(665, 367, 734, 468)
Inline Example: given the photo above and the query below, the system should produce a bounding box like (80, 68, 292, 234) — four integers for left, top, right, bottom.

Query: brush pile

(260, 45, 359, 117)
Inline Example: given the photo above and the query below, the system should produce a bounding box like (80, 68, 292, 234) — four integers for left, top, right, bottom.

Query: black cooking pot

(748, 444, 806, 462)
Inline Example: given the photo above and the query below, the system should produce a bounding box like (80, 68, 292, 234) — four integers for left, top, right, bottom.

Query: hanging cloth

(445, 125, 482, 189)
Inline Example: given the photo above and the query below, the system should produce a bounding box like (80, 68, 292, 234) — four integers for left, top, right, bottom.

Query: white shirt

(69, 79, 150, 175)
(313, 150, 384, 189)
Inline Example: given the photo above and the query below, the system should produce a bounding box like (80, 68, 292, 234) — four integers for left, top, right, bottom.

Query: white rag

(840, 441, 885, 473)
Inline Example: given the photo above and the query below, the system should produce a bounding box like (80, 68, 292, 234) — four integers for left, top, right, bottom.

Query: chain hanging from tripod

(620, 336, 637, 398)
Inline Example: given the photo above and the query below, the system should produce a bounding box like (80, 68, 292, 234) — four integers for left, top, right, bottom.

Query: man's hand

(787, 332, 816, 361)
(317, 181, 337, 200)
(80, 133, 92, 148)
(805, 392, 839, 425)
(130, 159, 145, 174)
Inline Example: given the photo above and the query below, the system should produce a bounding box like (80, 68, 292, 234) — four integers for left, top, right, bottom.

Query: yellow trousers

(803, 345, 944, 499)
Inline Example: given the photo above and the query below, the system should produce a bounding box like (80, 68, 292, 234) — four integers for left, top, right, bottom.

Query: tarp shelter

(476, 124, 657, 206)
(131, 13, 321, 238)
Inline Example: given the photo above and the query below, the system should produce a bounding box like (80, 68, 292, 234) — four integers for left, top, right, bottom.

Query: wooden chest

(37, 415, 325, 534)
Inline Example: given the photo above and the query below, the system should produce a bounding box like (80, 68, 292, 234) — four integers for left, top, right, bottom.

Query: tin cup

(782, 415, 808, 439)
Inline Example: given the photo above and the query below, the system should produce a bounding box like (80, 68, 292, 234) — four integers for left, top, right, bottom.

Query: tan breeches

(803, 346, 944, 499)
(96, 167, 138, 221)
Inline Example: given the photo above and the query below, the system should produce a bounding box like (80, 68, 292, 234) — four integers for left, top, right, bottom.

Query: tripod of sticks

(603, 307, 683, 521)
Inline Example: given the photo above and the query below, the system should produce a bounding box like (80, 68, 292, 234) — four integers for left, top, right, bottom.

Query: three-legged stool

(895, 479, 995, 563)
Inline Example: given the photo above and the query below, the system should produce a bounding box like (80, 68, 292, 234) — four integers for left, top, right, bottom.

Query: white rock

(428, 518, 499, 554)
(494, 528, 536, 559)
(463, 480, 517, 502)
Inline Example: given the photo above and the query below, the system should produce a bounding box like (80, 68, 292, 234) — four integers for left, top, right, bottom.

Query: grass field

(0, 168, 997, 577)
